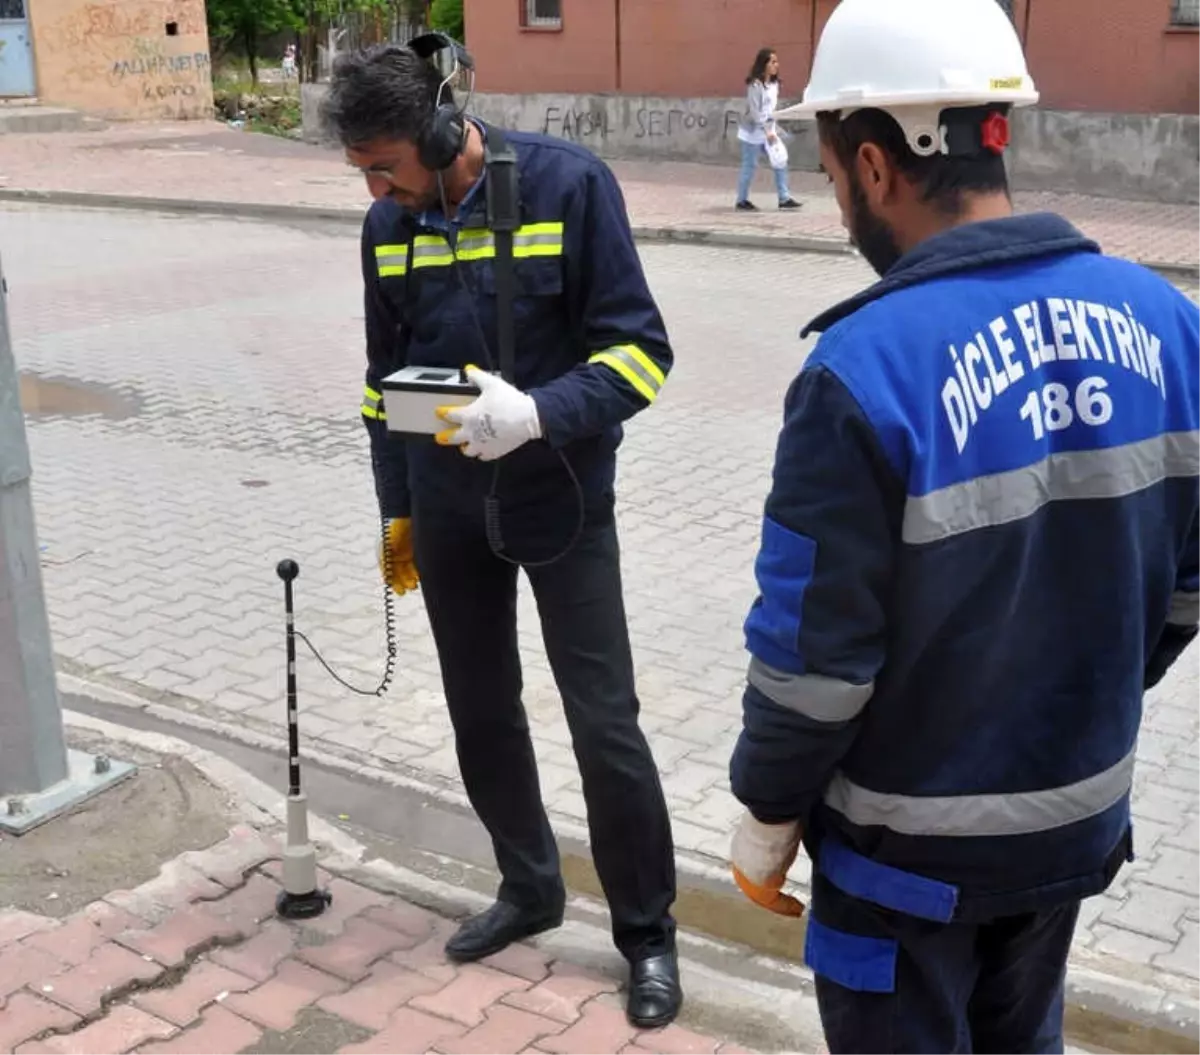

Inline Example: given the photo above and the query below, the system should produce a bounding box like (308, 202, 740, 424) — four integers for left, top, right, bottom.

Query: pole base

(0, 750, 135, 835)
(276, 887, 332, 920)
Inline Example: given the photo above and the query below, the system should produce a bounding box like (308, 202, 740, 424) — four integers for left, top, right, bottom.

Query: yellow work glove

(730, 811, 806, 917)
(377, 518, 419, 596)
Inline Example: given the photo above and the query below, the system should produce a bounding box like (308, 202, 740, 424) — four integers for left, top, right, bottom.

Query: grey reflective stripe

(823, 748, 1136, 838)
(458, 234, 492, 252)
(1168, 589, 1200, 627)
(590, 347, 663, 397)
(747, 657, 873, 723)
(904, 431, 1200, 545)
(411, 242, 452, 262)
(513, 231, 562, 249)
(376, 253, 407, 273)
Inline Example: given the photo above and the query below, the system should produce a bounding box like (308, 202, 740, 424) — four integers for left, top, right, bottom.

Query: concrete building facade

(0, 0, 212, 119)
(465, 0, 1199, 116)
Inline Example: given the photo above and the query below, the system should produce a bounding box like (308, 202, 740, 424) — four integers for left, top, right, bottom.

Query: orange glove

(730, 811, 806, 917)
(377, 518, 419, 595)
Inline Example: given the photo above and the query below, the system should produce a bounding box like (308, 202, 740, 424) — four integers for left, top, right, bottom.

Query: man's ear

(855, 142, 899, 208)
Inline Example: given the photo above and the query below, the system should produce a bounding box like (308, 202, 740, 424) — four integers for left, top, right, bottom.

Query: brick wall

(467, 0, 1199, 115)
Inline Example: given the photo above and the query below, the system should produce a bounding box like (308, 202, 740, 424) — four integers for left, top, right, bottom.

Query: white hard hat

(775, 0, 1038, 157)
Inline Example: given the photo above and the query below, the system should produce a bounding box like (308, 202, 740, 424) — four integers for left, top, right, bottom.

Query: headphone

(407, 32, 476, 171)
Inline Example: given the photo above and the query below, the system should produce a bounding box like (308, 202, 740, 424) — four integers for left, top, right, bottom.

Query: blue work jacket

(732, 214, 1199, 931)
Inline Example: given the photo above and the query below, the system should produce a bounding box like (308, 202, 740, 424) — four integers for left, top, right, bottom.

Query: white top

(737, 80, 779, 145)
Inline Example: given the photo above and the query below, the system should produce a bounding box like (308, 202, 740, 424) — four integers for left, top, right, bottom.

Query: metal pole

(274, 559, 331, 920)
(0, 251, 69, 796)
(281, 560, 302, 797)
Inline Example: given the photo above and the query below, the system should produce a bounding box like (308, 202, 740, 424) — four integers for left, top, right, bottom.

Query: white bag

(765, 137, 789, 170)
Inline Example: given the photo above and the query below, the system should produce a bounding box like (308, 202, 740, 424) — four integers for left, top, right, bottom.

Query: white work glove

(435, 365, 542, 462)
(730, 811, 805, 917)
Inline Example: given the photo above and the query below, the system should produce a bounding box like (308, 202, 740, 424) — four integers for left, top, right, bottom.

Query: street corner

(0, 727, 276, 925)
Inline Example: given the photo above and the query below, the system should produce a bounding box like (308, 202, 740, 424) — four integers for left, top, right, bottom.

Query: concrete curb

(2, 187, 1194, 282)
(59, 670, 1200, 1054)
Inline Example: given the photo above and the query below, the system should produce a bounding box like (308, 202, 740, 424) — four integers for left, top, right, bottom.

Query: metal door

(0, 0, 36, 98)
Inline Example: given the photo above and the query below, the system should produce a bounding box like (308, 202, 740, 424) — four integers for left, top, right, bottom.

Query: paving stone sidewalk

(0, 826, 754, 1055)
(0, 121, 1195, 271)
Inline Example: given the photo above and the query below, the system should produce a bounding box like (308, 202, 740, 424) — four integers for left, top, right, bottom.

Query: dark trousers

(812, 876, 1080, 1054)
(411, 503, 677, 962)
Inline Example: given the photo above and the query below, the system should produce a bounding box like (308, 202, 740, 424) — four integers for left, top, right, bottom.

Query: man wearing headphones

(322, 38, 682, 1028)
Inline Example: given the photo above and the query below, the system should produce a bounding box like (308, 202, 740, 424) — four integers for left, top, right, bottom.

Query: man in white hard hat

(725, 1, 1199, 1052)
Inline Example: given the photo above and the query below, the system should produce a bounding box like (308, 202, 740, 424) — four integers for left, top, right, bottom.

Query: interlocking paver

(0, 992, 80, 1053)
(130, 960, 256, 1026)
(317, 961, 449, 1030)
(38, 941, 163, 1018)
(0, 911, 58, 949)
(535, 998, 639, 1055)
(220, 959, 347, 1031)
(503, 962, 618, 1025)
(14, 1005, 175, 1055)
(0, 941, 68, 1001)
(295, 915, 424, 981)
(137, 1004, 264, 1054)
(207, 919, 298, 983)
(410, 964, 532, 1027)
(433, 1005, 565, 1055)
(337, 1007, 466, 1055)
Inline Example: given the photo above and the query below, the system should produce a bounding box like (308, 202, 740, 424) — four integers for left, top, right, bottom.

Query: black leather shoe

(626, 951, 683, 1029)
(444, 901, 563, 963)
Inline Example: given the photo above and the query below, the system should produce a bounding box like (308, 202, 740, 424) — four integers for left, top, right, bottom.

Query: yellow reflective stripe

(610, 343, 665, 386)
(373, 222, 565, 274)
(410, 235, 454, 270)
(589, 351, 657, 403)
(513, 244, 560, 259)
(457, 245, 497, 262)
(375, 243, 408, 278)
(362, 384, 387, 419)
(519, 221, 564, 237)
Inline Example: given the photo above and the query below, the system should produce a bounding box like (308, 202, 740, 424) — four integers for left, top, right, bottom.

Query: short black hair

(817, 106, 1010, 216)
(322, 43, 451, 148)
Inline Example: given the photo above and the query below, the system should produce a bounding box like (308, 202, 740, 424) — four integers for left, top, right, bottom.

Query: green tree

(428, 0, 464, 43)
(206, 0, 300, 83)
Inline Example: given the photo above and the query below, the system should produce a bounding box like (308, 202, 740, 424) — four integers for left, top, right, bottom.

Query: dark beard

(848, 170, 904, 277)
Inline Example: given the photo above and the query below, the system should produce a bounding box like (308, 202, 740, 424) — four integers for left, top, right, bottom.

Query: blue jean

(809, 873, 1079, 1054)
(737, 138, 790, 203)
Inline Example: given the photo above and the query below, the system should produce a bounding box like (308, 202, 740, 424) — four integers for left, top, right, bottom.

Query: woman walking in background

(735, 48, 801, 211)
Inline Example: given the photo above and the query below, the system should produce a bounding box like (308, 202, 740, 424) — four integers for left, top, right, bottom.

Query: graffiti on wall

(542, 103, 744, 143)
(541, 105, 609, 140)
(32, 0, 212, 116)
(111, 46, 209, 99)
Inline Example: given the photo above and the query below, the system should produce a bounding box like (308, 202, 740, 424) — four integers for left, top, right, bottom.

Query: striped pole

(278, 559, 302, 797)
(274, 558, 331, 919)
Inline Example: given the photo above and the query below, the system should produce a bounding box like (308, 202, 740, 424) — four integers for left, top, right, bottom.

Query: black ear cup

(419, 103, 467, 171)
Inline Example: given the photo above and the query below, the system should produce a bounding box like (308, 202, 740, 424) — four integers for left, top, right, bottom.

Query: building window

(1171, 0, 1199, 25)
(522, 0, 562, 29)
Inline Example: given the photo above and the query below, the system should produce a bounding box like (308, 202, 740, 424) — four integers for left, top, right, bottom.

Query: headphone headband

(407, 33, 475, 172)
(407, 32, 475, 74)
